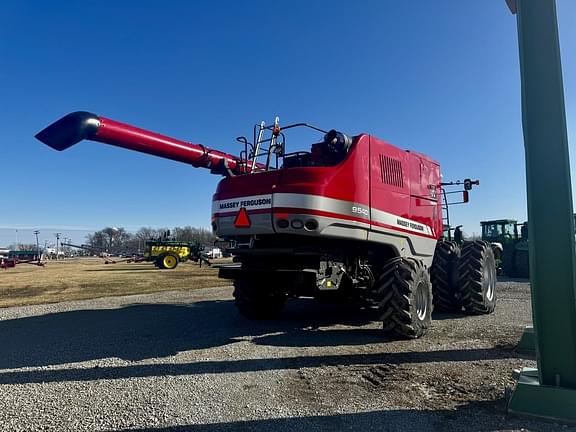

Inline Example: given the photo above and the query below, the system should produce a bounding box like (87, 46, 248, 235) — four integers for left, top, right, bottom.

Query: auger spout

(35, 111, 257, 175)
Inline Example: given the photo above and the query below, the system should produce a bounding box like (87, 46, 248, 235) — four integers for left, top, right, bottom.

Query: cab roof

(480, 219, 518, 224)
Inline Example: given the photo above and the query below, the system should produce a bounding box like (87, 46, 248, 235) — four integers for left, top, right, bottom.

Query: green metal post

(507, 0, 576, 422)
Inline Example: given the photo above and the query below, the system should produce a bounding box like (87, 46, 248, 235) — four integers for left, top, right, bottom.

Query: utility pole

(14, 229, 18, 250)
(33, 230, 40, 260)
(54, 233, 61, 260)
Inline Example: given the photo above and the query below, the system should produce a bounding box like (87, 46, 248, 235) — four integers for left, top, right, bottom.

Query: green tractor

(480, 219, 529, 278)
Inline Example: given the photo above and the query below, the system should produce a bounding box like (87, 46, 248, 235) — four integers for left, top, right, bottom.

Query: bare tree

(85, 225, 215, 254)
(86, 231, 107, 251)
(7, 243, 37, 251)
(173, 226, 215, 244)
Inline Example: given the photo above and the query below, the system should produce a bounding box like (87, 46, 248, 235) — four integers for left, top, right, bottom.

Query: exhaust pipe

(35, 111, 256, 175)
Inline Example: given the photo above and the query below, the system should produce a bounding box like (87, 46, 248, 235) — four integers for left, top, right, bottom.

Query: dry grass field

(0, 257, 230, 308)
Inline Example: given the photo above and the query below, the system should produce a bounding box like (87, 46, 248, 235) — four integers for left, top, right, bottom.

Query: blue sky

(1, 1, 575, 246)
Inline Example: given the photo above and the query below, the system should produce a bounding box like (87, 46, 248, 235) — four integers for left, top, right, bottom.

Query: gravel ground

(0, 279, 573, 431)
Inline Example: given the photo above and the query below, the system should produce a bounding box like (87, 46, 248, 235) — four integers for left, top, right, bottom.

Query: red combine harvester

(36, 112, 495, 338)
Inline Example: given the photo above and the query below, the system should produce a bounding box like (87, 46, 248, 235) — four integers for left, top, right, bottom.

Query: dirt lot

(0, 258, 228, 307)
(0, 263, 573, 431)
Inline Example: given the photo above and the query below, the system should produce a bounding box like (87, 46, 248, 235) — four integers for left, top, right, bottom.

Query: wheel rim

(415, 280, 428, 320)
(164, 256, 177, 268)
(483, 254, 496, 301)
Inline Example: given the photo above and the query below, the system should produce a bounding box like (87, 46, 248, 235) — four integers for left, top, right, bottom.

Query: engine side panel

(407, 152, 443, 239)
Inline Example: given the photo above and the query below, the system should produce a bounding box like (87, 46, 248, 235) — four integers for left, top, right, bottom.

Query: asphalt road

(0, 280, 573, 431)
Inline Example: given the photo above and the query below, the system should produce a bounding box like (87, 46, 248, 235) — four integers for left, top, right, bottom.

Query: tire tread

(457, 240, 497, 314)
(375, 257, 432, 339)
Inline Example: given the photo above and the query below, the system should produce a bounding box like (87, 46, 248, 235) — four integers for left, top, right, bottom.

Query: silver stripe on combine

(273, 193, 433, 236)
(213, 192, 434, 237)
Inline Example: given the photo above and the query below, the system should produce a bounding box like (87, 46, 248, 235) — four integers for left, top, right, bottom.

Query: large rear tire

(430, 241, 461, 312)
(233, 278, 287, 320)
(457, 241, 497, 314)
(375, 257, 432, 339)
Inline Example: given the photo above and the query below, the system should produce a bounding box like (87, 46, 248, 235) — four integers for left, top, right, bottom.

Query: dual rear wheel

(430, 240, 497, 314)
(372, 240, 497, 339)
(457, 241, 497, 314)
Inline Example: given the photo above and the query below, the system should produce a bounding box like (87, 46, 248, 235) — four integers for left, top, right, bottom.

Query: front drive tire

(233, 279, 287, 320)
(375, 257, 433, 339)
(457, 241, 497, 314)
(430, 241, 461, 312)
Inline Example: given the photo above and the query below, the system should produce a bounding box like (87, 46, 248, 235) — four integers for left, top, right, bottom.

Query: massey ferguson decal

(396, 218, 425, 232)
(213, 194, 273, 213)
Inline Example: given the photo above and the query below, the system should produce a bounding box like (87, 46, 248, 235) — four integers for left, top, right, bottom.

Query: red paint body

(213, 134, 443, 240)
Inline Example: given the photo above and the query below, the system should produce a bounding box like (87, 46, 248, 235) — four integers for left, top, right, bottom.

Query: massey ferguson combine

(36, 111, 496, 338)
